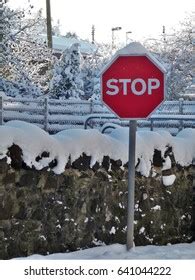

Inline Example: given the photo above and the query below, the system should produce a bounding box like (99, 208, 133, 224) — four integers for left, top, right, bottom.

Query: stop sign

(101, 43, 166, 119)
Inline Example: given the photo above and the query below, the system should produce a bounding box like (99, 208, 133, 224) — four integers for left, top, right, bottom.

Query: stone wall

(0, 157, 193, 259)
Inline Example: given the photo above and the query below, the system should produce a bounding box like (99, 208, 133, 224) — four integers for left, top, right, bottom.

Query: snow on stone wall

(0, 121, 195, 180)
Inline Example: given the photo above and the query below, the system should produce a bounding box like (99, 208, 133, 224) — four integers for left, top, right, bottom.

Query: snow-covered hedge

(0, 121, 195, 177)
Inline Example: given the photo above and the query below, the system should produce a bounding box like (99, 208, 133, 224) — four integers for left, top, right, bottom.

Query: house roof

(40, 34, 97, 55)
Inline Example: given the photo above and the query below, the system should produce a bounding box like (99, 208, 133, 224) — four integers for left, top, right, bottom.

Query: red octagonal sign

(101, 43, 166, 119)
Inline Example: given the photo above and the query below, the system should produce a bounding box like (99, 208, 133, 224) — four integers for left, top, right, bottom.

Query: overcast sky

(8, 0, 193, 43)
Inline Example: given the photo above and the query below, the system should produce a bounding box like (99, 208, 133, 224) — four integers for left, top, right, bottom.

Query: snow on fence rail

(0, 96, 195, 133)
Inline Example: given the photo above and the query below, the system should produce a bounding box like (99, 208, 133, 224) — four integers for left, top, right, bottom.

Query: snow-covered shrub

(49, 43, 84, 99)
(0, 4, 53, 97)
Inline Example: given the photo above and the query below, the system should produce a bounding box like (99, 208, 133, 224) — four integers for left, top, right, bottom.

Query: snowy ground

(18, 242, 195, 260)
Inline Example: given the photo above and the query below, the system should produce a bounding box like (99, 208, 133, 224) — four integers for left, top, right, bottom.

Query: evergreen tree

(50, 43, 84, 99)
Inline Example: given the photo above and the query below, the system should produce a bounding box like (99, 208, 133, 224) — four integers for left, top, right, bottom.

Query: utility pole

(92, 25, 95, 44)
(0, 0, 7, 73)
(162, 25, 166, 42)
(46, 0, 52, 48)
(126, 31, 132, 45)
(111, 26, 122, 50)
(162, 25, 166, 52)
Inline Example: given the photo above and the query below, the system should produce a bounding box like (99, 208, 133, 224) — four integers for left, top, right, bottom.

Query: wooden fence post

(0, 96, 3, 125)
(44, 97, 49, 131)
(179, 98, 184, 131)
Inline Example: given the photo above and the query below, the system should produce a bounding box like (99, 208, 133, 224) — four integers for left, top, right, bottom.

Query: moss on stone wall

(0, 159, 193, 259)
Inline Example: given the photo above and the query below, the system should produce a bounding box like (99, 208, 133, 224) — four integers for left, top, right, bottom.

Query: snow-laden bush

(0, 4, 53, 97)
(49, 43, 84, 100)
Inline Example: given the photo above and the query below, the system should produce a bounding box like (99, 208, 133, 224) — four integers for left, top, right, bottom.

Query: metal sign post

(100, 42, 166, 251)
(126, 120, 137, 250)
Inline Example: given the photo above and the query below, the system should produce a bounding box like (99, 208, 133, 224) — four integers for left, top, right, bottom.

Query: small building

(40, 34, 97, 58)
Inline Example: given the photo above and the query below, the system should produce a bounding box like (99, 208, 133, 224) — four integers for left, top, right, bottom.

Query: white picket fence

(0, 96, 195, 133)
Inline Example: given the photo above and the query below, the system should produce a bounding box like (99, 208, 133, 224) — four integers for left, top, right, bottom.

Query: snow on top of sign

(0, 121, 195, 177)
(116, 42, 149, 55)
(115, 42, 167, 73)
(100, 42, 166, 76)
